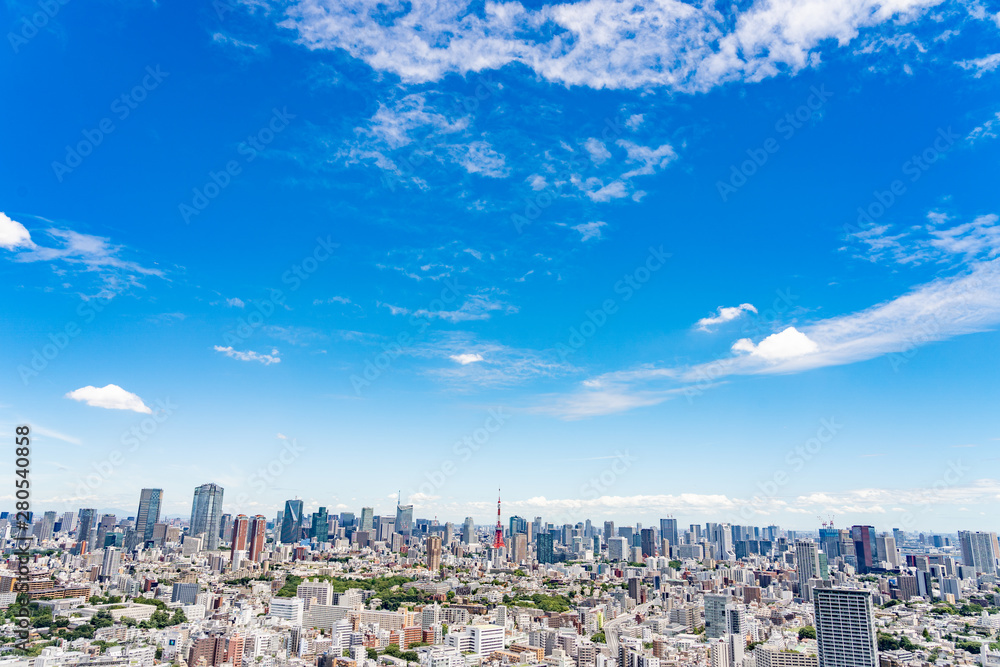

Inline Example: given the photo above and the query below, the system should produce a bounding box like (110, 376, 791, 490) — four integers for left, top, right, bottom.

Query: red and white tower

(492, 490, 504, 549)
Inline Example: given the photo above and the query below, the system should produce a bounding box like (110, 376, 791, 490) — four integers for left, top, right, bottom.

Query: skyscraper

(463, 517, 475, 544)
(536, 533, 554, 564)
(426, 535, 442, 571)
(190, 483, 225, 550)
(311, 507, 329, 542)
(39, 511, 56, 542)
(248, 515, 266, 561)
(851, 525, 877, 573)
(704, 594, 729, 639)
(958, 531, 999, 575)
(231, 514, 249, 560)
(660, 518, 678, 552)
(795, 539, 821, 601)
(395, 498, 413, 535)
(640, 528, 656, 558)
(95, 514, 116, 551)
(359, 507, 374, 532)
(281, 499, 304, 544)
(136, 488, 163, 542)
(814, 588, 877, 667)
(76, 508, 96, 551)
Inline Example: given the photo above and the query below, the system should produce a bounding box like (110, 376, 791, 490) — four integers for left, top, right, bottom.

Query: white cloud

(214, 346, 282, 365)
(732, 326, 819, 361)
(449, 353, 484, 365)
(696, 303, 757, 330)
(616, 140, 677, 179)
(0, 212, 34, 250)
(457, 140, 508, 178)
(956, 52, 1000, 77)
(226, 297, 246, 308)
(583, 138, 611, 164)
(625, 114, 644, 130)
(65, 384, 152, 414)
(389, 290, 517, 323)
(967, 111, 1000, 143)
(281, 0, 943, 91)
(571, 221, 607, 242)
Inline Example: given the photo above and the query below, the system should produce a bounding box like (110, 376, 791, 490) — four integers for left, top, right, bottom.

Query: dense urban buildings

(2, 486, 999, 667)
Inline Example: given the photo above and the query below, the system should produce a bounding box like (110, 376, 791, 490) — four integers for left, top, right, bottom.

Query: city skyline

(2, 0, 1000, 531)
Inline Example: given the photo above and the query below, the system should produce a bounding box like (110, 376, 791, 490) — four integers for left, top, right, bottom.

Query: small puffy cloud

(0, 213, 34, 250)
(571, 221, 607, 242)
(696, 303, 757, 330)
(65, 384, 152, 414)
(732, 326, 818, 361)
(214, 346, 282, 365)
(450, 353, 484, 365)
(527, 174, 548, 191)
(583, 138, 611, 164)
(226, 297, 245, 308)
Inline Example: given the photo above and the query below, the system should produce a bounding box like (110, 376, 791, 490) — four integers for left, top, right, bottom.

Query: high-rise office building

(231, 515, 250, 560)
(136, 488, 163, 543)
(640, 528, 657, 557)
(851, 525, 877, 574)
(101, 547, 121, 579)
(795, 539, 821, 601)
(463, 517, 475, 544)
(359, 507, 374, 532)
(814, 588, 877, 667)
(311, 507, 329, 542)
(536, 533, 554, 564)
(704, 594, 729, 639)
(512, 533, 528, 564)
(509, 515, 528, 536)
(220, 513, 233, 542)
(61, 511, 76, 535)
(339, 512, 355, 528)
(395, 501, 413, 535)
(95, 514, 116, 551)
(875, 533, 900, 568)
(958, 531, 999, 575)
(190, 483, 225, 550)
(76, 508, 96, 551)
(39, 511, 56, 542)
(660, 518, 678, 552)
(281, 499, 304, 544)
(608, 536, 628, 562)
(426, 535, 442, 571)
(248, 515, 266, 561)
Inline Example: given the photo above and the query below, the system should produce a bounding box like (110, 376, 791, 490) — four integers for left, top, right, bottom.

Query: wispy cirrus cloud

(214, 346, 282, 365)
(0, 212, 164, 298)
(540, 213, 1000, 418)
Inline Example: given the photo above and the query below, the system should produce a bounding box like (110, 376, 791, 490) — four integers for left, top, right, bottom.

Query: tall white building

(814, 588, 877, 667)
(608, 537, 629, 562)
(958, 531, 999, 575)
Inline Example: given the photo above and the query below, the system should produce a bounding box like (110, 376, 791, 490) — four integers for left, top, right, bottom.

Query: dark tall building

(536, 533, 554, 564)
(509, 516, 528, 536)
(311, 507, 329, 542)
(640, 528, 657, 557)
(339, 512, 356, 528)
(851, 525, 877, 573)
(660, 518, 678, 551)
(95, 514, 116, 551)
(395, 500, 413, 535)
(190, 483, 225, 550)
(819, 526, 840, 559)
(280, 499, 304, 544)
(76, 508, 96, 553)
(135, 488, 163, 543)
(248, 514, 266, 561)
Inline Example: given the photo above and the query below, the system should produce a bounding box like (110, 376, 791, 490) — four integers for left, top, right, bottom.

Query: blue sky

(2, 0, 999, 532)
